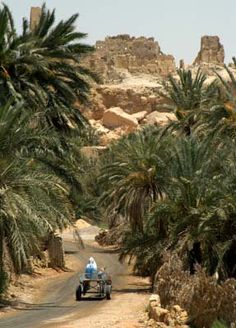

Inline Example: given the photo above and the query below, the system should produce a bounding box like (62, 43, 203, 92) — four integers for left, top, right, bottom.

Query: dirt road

(0, 226, 150, 328)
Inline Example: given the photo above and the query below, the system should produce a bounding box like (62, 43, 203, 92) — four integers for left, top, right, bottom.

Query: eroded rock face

(103, 107, 138, 130)
(193, 35, 224, 66)
(97, 86, 160, 114)
(83, 35, 176, 82)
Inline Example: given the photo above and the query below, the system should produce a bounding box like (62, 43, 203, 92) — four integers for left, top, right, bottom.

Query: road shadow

(113, 282, 151, 294)
(92, 248, 120, 254)
(9, 301, 78, 311)
(112, 287, 150, 293)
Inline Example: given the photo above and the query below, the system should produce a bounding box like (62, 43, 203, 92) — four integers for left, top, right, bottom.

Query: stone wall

(193, 35, 224, 66)
(47, 233, 65, 269)
(30, 7, 41, 31)
(96, 86, 161, 114)
(84, 35, 176, 82)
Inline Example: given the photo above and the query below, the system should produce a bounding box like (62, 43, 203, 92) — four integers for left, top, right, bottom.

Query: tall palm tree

(119, 135, 219, 278)
(160, 68, 218, 135)
(0, 101, 73, 292)
(198, 58, 236, 138)
(108, 129, 236, 279)
(0, 3, 96, 132)
(99, 126, 170, 232)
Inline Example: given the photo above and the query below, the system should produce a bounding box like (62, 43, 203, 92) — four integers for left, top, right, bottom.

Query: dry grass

(155, 253, 236, 328)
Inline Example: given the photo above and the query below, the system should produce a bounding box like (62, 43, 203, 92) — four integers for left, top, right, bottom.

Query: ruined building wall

(30, 7, 41, 31)
(84, 35, 176, 82)
(193, 35, 225, 66)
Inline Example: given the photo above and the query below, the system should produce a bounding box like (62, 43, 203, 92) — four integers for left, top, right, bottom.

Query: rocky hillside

(80, 34, 236, 145)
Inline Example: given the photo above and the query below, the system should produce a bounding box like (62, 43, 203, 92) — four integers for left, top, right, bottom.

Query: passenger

(85, 257, 97, 279)
(98, 267, 106, 280)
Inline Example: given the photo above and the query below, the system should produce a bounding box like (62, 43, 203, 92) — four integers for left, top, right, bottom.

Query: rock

(155, 324, 168, 328)
(97, 85, 158, 114)
(148, 95, 158, 104)
(141, 96, 148, 105)
(149, 294, 161, 307)
(149, 305, 169, 323)
(103, 107, 138, 129)
(144, 111, 176, 125)
(132, 111, 148, 122)
(89, 119, 110, 134)
(147, 318, 157, 327)
(100, 129, 125, 145)
(172, 305, 182, 313)
(155, 307, 169, 323)
(193, 35, 224, 66)
(147, 293, 189, 328)
(92, 105, 106, 120)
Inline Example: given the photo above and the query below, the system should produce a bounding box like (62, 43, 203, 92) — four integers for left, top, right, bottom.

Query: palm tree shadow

(113, 287, 150, 293)
(11, 302, 77, 311)
(92, 248, 120, 254)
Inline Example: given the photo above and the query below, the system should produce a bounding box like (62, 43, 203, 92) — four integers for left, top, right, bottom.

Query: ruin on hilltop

(83, 34, 176, 82)
(193, 35, 225, 66)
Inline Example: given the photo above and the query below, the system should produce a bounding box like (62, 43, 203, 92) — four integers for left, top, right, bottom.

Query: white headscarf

(88, 257, 97, 270)
(89, 257, 95, 263)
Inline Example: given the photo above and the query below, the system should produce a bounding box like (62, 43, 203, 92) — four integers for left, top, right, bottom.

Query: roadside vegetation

(82, 63, 236, 326)
(0, 4, 97, 296)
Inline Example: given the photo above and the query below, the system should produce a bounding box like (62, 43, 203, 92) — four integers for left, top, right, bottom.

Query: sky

(3, 0, 236, 65)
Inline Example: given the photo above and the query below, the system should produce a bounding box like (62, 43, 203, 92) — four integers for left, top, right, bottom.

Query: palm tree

(118, 134, 219, 278)
(99, 126, 170, 232)
(198, 58, 236, 138)
(0, 101, 73, 294)
(0, 3, 96, 133)
(160, 68, 218, 135)
(151, 135, 236, 278)
(108, 128, 236, 280)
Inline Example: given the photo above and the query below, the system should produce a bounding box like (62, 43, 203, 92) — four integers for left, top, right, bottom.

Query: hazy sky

(3, 0, 236, 64)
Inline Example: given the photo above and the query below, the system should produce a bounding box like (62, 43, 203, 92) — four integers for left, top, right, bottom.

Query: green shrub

(211, 320, 229, 328)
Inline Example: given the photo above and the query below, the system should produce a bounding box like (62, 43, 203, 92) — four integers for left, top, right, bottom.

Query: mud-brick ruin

(30, 7, 42, 31)
(84, 34, 176, 82)
(194, 35, 225, 66)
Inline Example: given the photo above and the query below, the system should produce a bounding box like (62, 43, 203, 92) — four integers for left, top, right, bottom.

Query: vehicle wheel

(100, 283, 104, 296)
(105, 285, 112, 300)
(76, 285, 82, 301)
(83, 282, 88, 295)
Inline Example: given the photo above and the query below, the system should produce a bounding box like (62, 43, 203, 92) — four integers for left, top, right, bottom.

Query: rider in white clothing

(85, 257, 97, 278)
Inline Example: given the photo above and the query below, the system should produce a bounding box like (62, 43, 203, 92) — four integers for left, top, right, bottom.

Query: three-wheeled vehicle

(76, 271, 112, 301)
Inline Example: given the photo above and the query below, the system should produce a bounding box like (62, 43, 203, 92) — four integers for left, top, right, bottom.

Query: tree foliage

(0, 3, 96, 133)
(95, 64, 236, 282)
